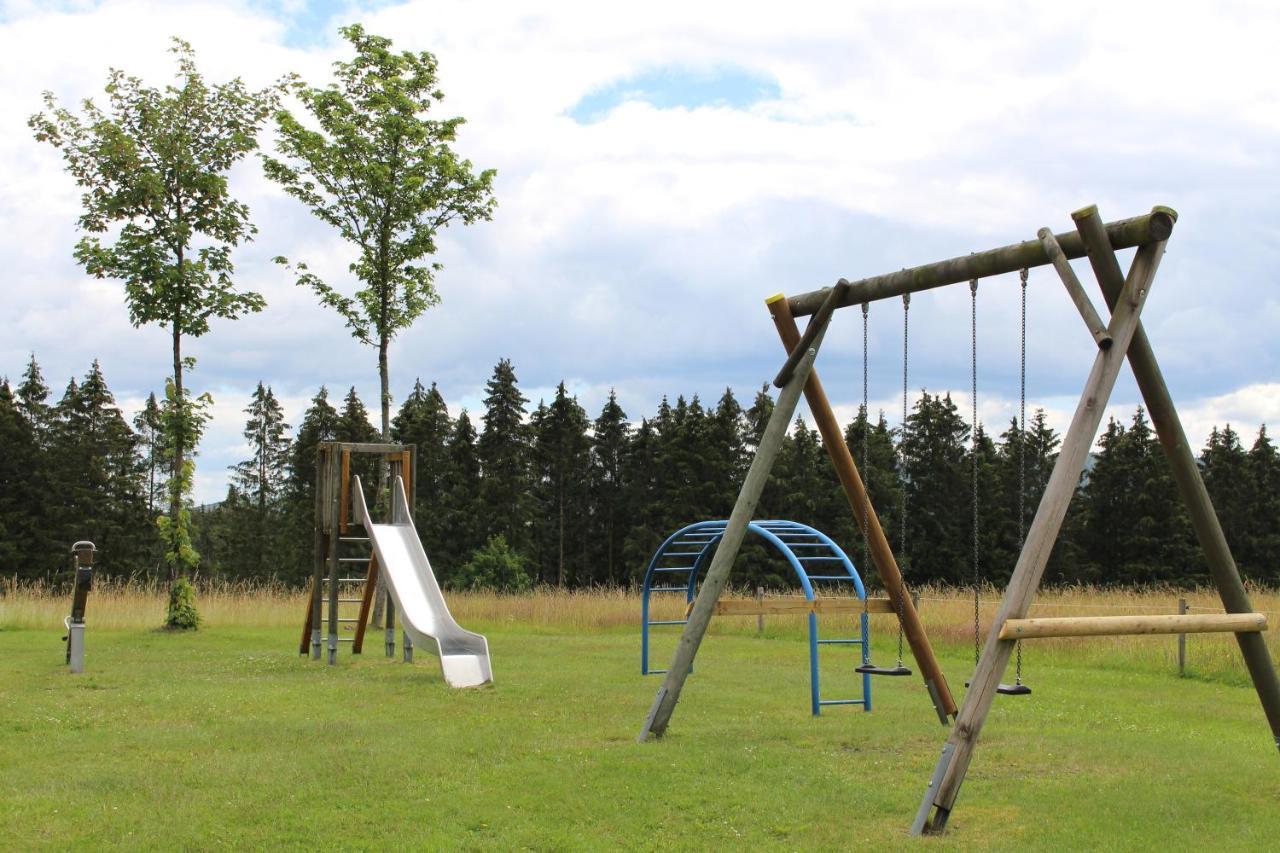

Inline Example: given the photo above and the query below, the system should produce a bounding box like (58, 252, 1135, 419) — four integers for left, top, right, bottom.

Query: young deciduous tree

(30, 39, 276, 594)
(264, 25, 497, 440)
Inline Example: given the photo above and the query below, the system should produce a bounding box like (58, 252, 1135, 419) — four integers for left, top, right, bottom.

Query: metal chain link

(971, 278, 981, 666)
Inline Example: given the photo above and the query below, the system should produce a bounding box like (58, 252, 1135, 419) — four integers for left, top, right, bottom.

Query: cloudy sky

(3, 0, 1279, 502)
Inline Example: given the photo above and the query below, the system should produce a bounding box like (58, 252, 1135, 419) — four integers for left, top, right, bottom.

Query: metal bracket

(911, 741, 956, 836)
(925, 678, 950, 726)
(638, 686, 668, 743)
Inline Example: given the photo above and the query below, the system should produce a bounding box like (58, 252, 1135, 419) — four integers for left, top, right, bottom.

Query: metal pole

(756, 586, 764, 635)
(66, 541, 94, 674)
(1179, 597, 1188, 677)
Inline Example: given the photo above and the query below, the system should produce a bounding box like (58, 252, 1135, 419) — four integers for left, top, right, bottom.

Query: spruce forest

(4, 353, 1277, 592)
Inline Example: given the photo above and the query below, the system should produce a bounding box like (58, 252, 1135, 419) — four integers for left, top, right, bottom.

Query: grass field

(2, 583, 1278, 850)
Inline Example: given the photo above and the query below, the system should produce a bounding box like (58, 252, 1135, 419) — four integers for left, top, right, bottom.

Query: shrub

(165, 576, 200, 630)
(454, 535, 532, 593)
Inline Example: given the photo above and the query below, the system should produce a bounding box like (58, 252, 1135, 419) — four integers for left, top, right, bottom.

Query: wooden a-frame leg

(911, 237, 1167, 836)
(638, 311, 832, 742)
(1075, 206, 1280, 746)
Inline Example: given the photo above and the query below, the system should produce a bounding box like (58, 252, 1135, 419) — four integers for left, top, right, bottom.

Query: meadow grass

(2, 582, 1278, 849)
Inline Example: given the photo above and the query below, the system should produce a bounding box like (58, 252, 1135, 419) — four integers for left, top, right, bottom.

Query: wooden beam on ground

(768, 293, 957, 723)
(638, 329, 826, 743)
(1074, 206, 1280, 751)
(787, 208, 1176, 316)
(913, 234, 1168, 837)
(1000, 613, 1267, 640)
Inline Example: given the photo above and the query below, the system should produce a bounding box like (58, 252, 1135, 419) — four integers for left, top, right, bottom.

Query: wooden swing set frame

(636, 204, 1280, 836)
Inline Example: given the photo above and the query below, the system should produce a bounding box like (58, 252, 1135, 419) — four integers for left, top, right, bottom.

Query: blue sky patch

(568, 66, 780, 123)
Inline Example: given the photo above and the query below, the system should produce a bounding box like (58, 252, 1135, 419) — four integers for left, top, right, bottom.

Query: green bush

(164, 577, 200, 630)
(453, 535, 532, 593)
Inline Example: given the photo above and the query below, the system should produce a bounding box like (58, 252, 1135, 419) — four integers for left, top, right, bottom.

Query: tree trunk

(371, 330, 392, 628)
(170, 318, 184, 583)
(558, 475, 565, 588)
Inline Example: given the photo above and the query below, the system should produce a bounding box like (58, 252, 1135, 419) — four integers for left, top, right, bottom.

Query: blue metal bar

(650, 587, 689, 592)
(796, 556, 844, 561)
(819, 699, 869, 706)
(807, 575, 859, 581)
(652, 566, 695, 573)
(647, 619, 689, 626)
(817, 639, 864, 645)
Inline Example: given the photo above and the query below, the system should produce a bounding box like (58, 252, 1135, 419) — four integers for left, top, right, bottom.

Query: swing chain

(970, 278, 981, 666)
(861, 302, 870, 616)
(897, 293, 910, 665)
(1016, 267, 1028, 683)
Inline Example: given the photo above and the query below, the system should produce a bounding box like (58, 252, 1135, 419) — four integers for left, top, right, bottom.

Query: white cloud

(3, 0, 1279, 501)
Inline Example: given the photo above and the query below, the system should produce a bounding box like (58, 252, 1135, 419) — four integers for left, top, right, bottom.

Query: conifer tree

(589, 390, 630, 585)
(391, 380, 452, 555)
(843, 405, 902, 566)
(477, 359, 530, 552)
(132, 393, 168, 518)
(0, 380, 39, 576)
(530, 383, 591, 586)
(285, 387, 340, 580)
(13, 356, 57, 568)
(439, 410, 483, 580)
(229, 383, 291, 577)
(900, 391, 970, 584)
(621, 417, 663, 580)
(1246, 426, 1280, 583)
(51, 362, 148, 575)
(1200, 424, 1250, 571)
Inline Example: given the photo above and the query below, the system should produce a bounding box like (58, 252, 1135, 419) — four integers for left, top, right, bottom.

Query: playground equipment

(352, 474, 491, 687)
(299, 441, 490, 688)
(671, 203, 1275, 835)
(62, 540, 94, 673)
(640, 519, 875, 715)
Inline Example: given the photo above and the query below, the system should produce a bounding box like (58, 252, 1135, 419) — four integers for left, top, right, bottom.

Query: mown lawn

(1, 621, 1277, 850)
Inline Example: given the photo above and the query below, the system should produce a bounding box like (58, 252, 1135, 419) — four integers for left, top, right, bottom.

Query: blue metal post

(861, 610, 872, 711)
(809, 610, 821, 716)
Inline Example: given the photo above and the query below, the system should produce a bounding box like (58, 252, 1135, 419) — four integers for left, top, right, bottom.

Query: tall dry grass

(4, 577, 1277, 682)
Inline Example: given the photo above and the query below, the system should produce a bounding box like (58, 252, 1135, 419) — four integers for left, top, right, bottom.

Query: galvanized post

(1178, 597, 1188, 676)
(66, 541, 94, 674)
(756, 586, 765, 635)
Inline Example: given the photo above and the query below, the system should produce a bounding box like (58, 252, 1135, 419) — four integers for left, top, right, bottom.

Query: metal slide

(351, 475, 493, 688)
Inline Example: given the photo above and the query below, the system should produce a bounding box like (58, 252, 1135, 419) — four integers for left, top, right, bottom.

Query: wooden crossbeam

(692, 597, 899, 617)
(999, 613, 1267, 640)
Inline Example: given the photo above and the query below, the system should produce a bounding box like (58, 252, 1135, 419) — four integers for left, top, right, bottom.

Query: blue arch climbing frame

(641, 519, 872, 715)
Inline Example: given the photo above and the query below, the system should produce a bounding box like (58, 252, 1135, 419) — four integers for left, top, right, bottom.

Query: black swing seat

(857, 663, 913, 676)
(965, 679, 1032, 696)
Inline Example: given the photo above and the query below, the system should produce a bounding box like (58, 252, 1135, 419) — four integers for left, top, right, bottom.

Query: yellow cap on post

(764, 292, 786, 305)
